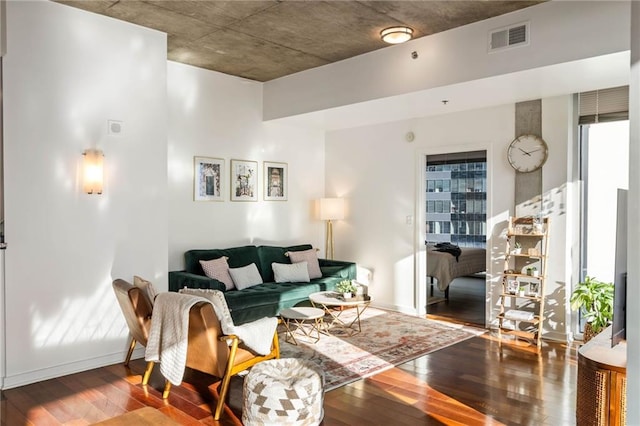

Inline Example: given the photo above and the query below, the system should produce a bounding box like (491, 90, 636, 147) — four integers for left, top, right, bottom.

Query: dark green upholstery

(184, 245, 261, 275)
(169, 244, 357, 324)
(256, 244, 313, 282)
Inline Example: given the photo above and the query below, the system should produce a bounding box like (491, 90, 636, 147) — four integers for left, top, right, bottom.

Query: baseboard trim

(372, 301, 419, 316)
(543, 331, 570, 342)
(2, 347, 145, 390)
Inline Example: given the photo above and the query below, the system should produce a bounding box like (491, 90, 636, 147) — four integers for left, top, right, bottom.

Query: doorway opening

(424, 150, 487, 326)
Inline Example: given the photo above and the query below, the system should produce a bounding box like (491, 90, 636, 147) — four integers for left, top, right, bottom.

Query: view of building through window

(426, 151, 487, 248)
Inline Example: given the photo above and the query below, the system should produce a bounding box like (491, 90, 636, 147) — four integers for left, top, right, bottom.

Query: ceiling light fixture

(380, 26, 414, 44)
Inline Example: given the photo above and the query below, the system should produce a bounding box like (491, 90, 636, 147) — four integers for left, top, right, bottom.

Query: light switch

(406, 215, 413, 225)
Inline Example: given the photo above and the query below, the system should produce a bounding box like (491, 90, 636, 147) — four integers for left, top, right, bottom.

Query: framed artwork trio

(194, 156, 287, 202)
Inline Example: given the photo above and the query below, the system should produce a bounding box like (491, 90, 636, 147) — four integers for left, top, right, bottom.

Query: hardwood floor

(427, 274, 486, 326)
(0, 333, 578, 425)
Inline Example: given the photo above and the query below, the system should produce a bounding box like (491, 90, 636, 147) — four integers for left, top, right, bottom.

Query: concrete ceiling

(57, 0, 544, 82)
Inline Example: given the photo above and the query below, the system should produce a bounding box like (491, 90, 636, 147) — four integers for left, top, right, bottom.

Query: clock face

(507, 134, 548, 173)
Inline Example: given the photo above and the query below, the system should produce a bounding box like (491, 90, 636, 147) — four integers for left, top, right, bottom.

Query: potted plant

(526, 267, 533, 276)
(530, 267, 539, 277)
(570, 276, 614, 342)
(336, 279, 357, 299)
(512, 242, 522, 255)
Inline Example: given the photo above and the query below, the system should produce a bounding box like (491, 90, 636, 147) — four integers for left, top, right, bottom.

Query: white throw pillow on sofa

(229, 263, 263, 290)
(272, 261, 310, 283)
(287, 249, 322, 279)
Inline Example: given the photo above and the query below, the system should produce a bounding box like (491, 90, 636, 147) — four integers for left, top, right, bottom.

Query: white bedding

(427, 245, 486, 291)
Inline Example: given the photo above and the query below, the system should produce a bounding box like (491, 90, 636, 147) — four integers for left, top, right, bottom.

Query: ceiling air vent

(489, 22, 529, 52)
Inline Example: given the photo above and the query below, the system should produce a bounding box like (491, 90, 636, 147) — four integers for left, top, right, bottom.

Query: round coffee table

(279, 307, 325, 345)
(309, 291, 371, 336)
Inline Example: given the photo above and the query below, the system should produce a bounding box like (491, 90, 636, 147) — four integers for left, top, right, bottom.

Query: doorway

(424, 150, 487, 326)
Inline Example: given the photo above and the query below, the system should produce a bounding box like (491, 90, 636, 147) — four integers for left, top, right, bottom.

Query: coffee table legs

(282, 316, 323, 345)
(313, 303, 369, 336)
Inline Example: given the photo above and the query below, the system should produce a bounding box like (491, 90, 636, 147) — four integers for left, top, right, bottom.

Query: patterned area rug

(278, 307, 483, 391)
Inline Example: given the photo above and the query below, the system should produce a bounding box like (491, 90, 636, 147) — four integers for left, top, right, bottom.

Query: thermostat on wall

(108, 120, 124, 135)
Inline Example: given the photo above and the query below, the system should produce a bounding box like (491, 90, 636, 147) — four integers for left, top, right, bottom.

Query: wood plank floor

(0, 332, 578, 425)
(427, 274, 486, 326)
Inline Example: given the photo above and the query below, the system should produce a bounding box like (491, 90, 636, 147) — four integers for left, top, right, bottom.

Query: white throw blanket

(145, 292, 207, 386)
(504, 309, 535, 321)
(179, 288, 278, 356)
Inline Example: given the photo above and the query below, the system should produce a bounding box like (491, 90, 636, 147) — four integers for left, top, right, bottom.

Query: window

(425, 151, 487, 247)
(578, 86, 629, 335)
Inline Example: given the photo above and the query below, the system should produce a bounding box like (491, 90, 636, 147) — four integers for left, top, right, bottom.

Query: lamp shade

(319, 198, 344, 221)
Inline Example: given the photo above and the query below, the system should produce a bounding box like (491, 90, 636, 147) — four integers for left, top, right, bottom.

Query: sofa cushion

(229, 263, 263, 290)
(184, 246, 261, 276)
(319, 265, 352, 279)
(225, 281, 322, 317)
(257, 244, 313, 282)
(272, 262, 310, 283)
(287, 249, 322, 279)
(199, 257, 235, 290)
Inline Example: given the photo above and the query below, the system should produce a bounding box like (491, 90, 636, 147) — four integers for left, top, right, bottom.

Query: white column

(0, 0, 5, 390)
(0, 0, 5, 56)
(627, 2, 640, 424)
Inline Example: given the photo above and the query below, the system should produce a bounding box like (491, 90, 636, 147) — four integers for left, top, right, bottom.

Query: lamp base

(325, 220, 334, 260)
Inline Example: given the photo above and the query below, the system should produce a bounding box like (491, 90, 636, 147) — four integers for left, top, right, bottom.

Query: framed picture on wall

(194, 156, 224, 201)
(264, 161, 287, 201)
(230, 159, 258, 201)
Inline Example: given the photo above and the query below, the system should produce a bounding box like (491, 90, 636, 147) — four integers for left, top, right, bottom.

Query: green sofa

(169, 244, 356, 324)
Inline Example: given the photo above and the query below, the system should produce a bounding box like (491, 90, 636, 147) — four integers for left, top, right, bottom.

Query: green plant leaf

(570, 276, 614, 333)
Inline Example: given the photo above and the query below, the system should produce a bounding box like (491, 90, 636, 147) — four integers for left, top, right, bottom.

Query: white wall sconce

(319, 197, 345, 260)
(82, 149, 104, 195)
(380, 26, 414, 44)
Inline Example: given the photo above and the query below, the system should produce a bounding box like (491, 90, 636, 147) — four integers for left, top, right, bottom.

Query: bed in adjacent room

(427, 244, 486, 299)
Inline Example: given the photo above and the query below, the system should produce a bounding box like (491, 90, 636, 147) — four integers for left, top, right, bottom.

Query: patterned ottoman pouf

(242, 358, 324, 426)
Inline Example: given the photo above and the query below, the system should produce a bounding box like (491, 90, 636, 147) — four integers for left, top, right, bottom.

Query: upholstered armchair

(162, 300, 280, 420)
(112, 279, 155, 385)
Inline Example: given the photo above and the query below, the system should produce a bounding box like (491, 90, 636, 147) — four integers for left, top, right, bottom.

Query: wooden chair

(162, 301, 280, 420)
(112, 279, 155, 385)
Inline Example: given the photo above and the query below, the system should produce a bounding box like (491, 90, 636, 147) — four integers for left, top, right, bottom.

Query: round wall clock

(507, 134, 548, 173)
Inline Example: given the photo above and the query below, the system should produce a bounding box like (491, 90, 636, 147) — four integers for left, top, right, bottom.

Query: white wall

(627, 3, 640, 423)
(326, 104, 513, 314)
(3, 1, 168, 388)
(325, 96, 573, 339)
(167, 62, 326, 270)
(0, 0, 6, 56)
(540, 95, 573, 341)
(264, 1, 630, 120)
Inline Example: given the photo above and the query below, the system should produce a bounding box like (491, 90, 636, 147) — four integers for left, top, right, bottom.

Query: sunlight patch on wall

(30, 278, 125, 348)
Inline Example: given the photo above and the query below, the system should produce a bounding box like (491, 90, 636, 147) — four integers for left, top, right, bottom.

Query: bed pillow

(272, 262, 310, 283)
(199, 256, 235, 290)
(133, 275, 158, 307)
(229, 263, 263, 290)
(287, 249, 322, 279)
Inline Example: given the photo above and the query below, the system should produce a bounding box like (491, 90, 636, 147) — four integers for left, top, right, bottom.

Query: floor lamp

(319, 198, 344, 260)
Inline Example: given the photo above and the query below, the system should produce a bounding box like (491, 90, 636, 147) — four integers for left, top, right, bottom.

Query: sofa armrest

(168, 271, 226, 292)
(318, 259, 357, 280)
